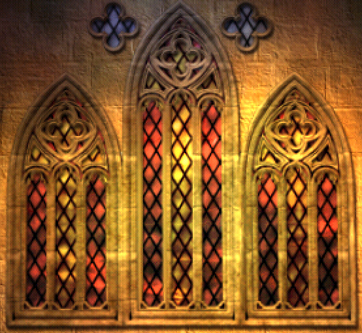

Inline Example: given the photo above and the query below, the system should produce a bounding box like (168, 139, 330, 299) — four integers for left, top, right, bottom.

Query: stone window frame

(122, 1, 241, 327)
(7, 74, 121, 327)
(243, 74, 357, 326)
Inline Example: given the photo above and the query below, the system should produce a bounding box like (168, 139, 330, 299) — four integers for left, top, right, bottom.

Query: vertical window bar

(143, 100, 164, 306)
(286, 167, 309, 307)
(26, 173, 47, 307)
(171, 93, 193, 306)
(86, 174, 107, 306)
(202, 101, 222, 306)
(258, 173, 278, 306)
(317, 174, 338, 306)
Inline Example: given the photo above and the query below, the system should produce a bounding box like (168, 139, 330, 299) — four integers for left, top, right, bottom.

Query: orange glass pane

(171, 94, 193, 306)
(143, 101, 163, 306)
(258, 173, 278, 305)
(286, 168, 308, 307)
(202, 101, 222, 306)
(86, 174, 106, 306)
(318, 175, 338, 306)
(26, 174, 47, 307)
(55, 167, 76, 309)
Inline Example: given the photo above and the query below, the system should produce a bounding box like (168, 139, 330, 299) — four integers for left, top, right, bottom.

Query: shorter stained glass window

(21, 87, 111, 313)
(250, 84, 349, 318)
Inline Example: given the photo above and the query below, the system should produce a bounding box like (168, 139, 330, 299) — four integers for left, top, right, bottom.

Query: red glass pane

(171, 94, 193, 306)
(202, 101, 222, 306)
(86, 174, 106, 306)
(258, 173, 278, 305)
(286, 168, 309, 307)
(55, 167, 76, 309)
(26, 174, 47, 307)
(318, 175, 338, 306)
(143, 101, 163, 306)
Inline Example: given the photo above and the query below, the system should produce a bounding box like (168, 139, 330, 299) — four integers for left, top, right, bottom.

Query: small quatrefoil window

(89, 2, 138, 52)
(221, 3, 272, 52)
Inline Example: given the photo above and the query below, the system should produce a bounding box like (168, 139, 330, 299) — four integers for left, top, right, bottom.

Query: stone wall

(1, 0, 362, 332)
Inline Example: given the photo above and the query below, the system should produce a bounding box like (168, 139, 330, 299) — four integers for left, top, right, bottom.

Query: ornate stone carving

(35, 91, 97, 161)
(265, 90, 327, 161)
(141, 18, 221, 98)
(150, 23, 212, 88)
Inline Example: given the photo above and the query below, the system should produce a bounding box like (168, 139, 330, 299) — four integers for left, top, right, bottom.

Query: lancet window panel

(26, 172, 47, 308)
(246, 75, 356, 326)
(201, 100, 222, 307)
(8, 75, 119, 326)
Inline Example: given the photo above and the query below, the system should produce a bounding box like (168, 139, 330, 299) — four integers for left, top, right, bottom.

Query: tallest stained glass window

(141, 18, 224, 309)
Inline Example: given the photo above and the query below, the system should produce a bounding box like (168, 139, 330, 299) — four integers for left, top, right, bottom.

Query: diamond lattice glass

(318, 174, 338, 306)
(26, 173, 47, 307)
(86, 174, 106, 307)
(258, 173, 278, 306)
(171, 94, 193, 306)
(286, 168, 309, 307)
(143, 101, 164, 306)
(55, 167, 77, 309)
(202, 101, 222, 306)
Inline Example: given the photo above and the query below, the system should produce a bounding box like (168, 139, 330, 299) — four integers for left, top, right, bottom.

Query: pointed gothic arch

(123, 1, 239, 326)
(7, 74, 121, 326)
(243, 73, 356, 325)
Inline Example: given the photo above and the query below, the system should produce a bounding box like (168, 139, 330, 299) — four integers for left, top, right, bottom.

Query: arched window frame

(7, 74, 121, 326)
(244, 74, 357, 326)
(123, 1, 240, 326)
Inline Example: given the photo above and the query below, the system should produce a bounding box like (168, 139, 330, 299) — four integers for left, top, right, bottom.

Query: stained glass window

(89, 2, 138, 52)
(139, 16, 225, 312)
(22, 87, 110, 311)
(221, 3, 272, 52)
(246, 76, 355, 325)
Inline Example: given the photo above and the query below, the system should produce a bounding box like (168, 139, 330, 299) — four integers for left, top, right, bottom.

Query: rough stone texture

(1, 0, 362, 331)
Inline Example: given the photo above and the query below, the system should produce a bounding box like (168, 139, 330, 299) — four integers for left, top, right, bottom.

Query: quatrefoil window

(221, 3, 272, 52)
(89, 2, 138, 52)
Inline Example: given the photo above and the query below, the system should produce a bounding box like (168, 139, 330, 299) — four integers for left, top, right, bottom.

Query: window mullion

(278, 178, 287, 307)
(163, 103, 172, 309)
(75, 175, 86, 309)
(192, 103, 203, 308)
(309, 176, 318, 308)
(337, 179, 345, 308)
(252, 175, 259, 307)
(46, 175, 56, 306)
